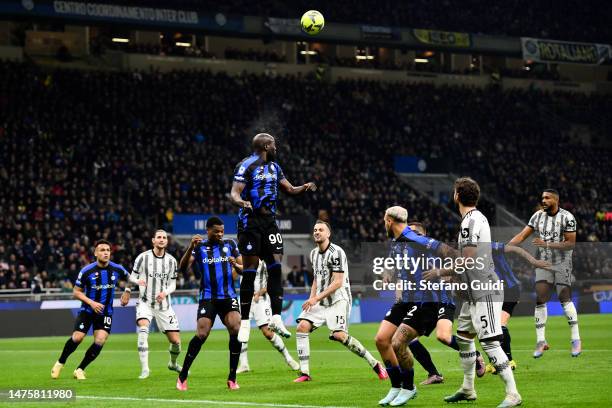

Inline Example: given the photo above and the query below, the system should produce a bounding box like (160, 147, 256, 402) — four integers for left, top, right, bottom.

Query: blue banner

(394, 156, 427, 173)
(173, 214, 314, 235)
(173, 214, 238, 235)
(1, 1, 244, 31)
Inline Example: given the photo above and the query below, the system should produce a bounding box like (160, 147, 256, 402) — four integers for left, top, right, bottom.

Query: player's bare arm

(279, 178, 317, 195)
(179, 234, 201, 271)
(304, 272, 343, 311)
(230, 181, 253, 209)
(229, 256, 243, 274)
(533, 231, 576, 251)
(436, 242, 459, 259)
(508, 225, 534, 246)
(74, 286, 104, 314)
(302, 280, 319, 311)
(504, 244, 552, 269)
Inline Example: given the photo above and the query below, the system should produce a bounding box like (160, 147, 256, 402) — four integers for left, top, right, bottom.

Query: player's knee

(296, 321, 311, 333)
(375, 333, 391, 348)
(72, 333, 85, 343)
(436, 332, 451, 344)
(261, 326, 274, 339)
(391, 335, 404, 352)
(330, 331, 346, 343)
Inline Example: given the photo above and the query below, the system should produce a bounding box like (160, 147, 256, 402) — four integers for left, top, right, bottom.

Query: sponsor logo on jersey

(254, 173, 276, 181)
(203, 256, 229, 264)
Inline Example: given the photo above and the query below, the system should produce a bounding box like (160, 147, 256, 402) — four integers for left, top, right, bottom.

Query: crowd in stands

(59, 0, 612, 43)
(0, 60, 610, 293)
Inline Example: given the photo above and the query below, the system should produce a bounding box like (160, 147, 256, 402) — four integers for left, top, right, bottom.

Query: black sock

(180, 335, 206, 382)
(400, 367, 415, 390)
(58, 337, 79, 364)
(448, 335, 460, 351)
(266, 262, 283, 315)
(409, 339, 440, 376)
(386, 364, 402, 388)
(501, 326, 512, 361)
(239, 270, 257, 319)
(228, 335, 241, 382)
(77, 343, 103, 370)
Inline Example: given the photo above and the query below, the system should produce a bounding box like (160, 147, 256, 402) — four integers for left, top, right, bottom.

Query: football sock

(58, 337, 79, 364)
(77, 342, 103, 370)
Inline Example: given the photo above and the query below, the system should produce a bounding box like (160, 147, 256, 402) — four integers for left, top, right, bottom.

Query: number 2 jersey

(75, 261, 129, 315)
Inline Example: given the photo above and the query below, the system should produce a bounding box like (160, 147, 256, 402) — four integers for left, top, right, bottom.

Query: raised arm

(279, 178, 317, 195)
(179, 235, 201, 273)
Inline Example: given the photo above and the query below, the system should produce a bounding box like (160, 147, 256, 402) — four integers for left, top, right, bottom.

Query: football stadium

(0, 1, 611, 407)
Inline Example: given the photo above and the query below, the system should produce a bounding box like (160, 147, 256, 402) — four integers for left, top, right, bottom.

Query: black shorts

(401, 302, 439, 336)
(238, 215, 283, 257)
(502, 286, 521, 316)
(198, 298, 240, 322)
(74, 311, 112, 333)
(383, 302, 411, 327)
(437, 303, 456, 322)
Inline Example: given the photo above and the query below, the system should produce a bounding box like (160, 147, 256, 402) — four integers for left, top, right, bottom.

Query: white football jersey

(309, 242, 351, 307)
(528, 208, 576, 268)
(131, 250, 178, 311)
(458, 209, 499, 301)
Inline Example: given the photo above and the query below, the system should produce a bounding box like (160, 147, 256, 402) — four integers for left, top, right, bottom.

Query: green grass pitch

(0, 314, 610, 407)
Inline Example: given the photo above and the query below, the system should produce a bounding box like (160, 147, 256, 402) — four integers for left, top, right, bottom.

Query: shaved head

(252, 133, 275, 151)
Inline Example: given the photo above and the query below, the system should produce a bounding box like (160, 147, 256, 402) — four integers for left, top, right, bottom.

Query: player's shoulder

(236, 154, 261, 169)
(530, 209, 546, 218)
(165, 252, 178, 262)
(222, 238, 238, 248)
(109, 261, 128, 273)
(558, 208, 575, 218)
(136, 250, 151, 259)
(79, 262, 97, 275)
(329, 242, 346, 255)
(463, 209, 488, 225)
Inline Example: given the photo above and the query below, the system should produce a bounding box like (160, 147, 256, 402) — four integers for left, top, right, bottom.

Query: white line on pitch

(77, 395, 358, 408)
(2, 349, 611, 353)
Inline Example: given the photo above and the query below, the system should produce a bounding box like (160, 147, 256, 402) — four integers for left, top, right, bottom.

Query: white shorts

(297, 300, 350, 333)
(457, 295, 502, 340)
(250, 294, 272, 327)
(535, 263, 573, 287)
(136, 301, 180, 332)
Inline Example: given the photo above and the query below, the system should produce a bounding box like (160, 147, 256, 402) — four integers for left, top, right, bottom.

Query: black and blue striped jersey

(233, 154, 286, 228)
(193, 239, 240, 300)
(75, 261, 128, 315)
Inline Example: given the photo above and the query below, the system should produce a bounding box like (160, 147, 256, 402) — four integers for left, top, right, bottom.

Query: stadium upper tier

(39, 0, 612, 43)
(0, 61, 610, 290)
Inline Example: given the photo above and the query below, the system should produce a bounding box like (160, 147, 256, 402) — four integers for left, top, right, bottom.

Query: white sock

(239, 343, 249, 366)
(482, 340, 518, 395)
(342, 335, 377, 368)
(562, 301, 580, 341)
(169, 342, 181, 365)
(535, 304, 547, 342)
(270, 333, 291, 360)
(137, 326, 149, 371)
(296, 332, 310, 375)
(457, 335, 476, 391)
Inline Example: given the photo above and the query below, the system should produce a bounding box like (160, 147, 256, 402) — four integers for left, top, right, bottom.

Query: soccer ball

(301, 10, 325, 35)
